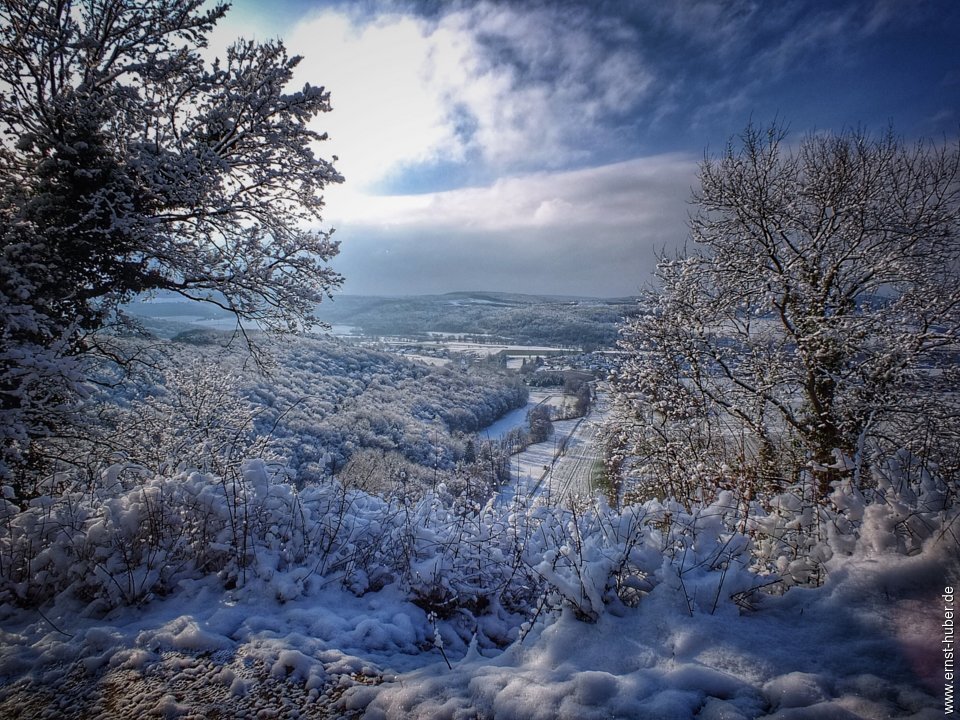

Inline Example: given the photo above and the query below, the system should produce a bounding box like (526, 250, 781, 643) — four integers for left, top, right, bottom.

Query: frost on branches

(0, 0, 342, 479)
(610, 123, 960, 507)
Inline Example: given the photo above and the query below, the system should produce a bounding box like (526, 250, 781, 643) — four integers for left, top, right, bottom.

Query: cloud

(209, 1, 684, 295)
(330, 222, 682, 297)
(324, 154, 697, 296)
(217, 0, 952, 191)
(434, 3, 653, 170)
(326, 153, 694, 229)
(278, 3, 653, 191)
(208, 0, 959, 296)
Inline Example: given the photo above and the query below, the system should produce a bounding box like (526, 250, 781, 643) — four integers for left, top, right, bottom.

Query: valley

(123, 291, 621, 505)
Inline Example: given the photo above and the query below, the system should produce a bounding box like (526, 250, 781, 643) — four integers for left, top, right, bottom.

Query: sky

(212, 0, 960, 297)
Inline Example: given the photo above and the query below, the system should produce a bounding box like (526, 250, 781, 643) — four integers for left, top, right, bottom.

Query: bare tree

(612, 123, 960, 502)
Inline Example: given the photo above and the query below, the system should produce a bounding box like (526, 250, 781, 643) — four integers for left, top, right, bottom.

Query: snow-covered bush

(530, 500, 647, 622)
(743, 452, 956, 588)
(1, 465, 214, 606)
(4, 438, 954, 664)
(1, 335, 952, 630)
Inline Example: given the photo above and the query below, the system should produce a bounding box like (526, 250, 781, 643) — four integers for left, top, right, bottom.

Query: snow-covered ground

(480, 390, 565, 442)
(0, 390, 953, 720)
(500, 392, 609, 506)
(544, 415, 603, 503)
(377, 340, 574, 359)
(356, 539, 954, 719)
(0, 532, 952, 719)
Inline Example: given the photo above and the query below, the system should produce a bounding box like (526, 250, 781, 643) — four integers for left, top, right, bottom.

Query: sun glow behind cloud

(287, 11, 469, 191)
(282, 5, 655, 193)
(211, 0, 960, 296)
(236, 3, 686, 295)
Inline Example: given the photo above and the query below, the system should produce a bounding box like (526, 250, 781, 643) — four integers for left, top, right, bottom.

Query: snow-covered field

(0, 532, 952, 719)
(499, 392, 609, 506)
(480, 390, 566, 442)
(499, 415, 584, 504)
(379, 340, 574, 360)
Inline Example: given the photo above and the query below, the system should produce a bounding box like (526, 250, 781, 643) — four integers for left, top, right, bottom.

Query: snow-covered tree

(0, 0, 342, 477)
(612, 123, 960, 502)
(527, 404, 553, 444)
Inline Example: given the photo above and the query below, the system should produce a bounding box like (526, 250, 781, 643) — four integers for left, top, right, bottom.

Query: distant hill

(126, 291, 642, 348)
(316, 292, 641, 348)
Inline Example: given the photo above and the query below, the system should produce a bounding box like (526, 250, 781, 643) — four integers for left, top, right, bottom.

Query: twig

(36, 607, 74, 639)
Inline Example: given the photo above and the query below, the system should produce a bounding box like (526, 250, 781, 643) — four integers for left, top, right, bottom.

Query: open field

(500, 390, 610, 506)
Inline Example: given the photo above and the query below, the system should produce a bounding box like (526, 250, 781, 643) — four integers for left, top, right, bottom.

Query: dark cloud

(332, 226, 674, 297)
(327, 155, 696, 297)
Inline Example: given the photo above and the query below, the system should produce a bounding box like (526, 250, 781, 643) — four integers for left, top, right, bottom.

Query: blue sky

(214, 0, 960, 296)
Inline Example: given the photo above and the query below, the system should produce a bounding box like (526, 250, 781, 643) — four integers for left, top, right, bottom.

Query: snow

(480, 390, 564, 441)
(353, 539, 954, 719)
(1, 412, 954, 720)
(0, 489, 953, 719)
(498, 404, 605, 505)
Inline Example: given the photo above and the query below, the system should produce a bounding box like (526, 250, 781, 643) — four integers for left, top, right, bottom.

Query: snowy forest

(0, 1, 958, 719)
